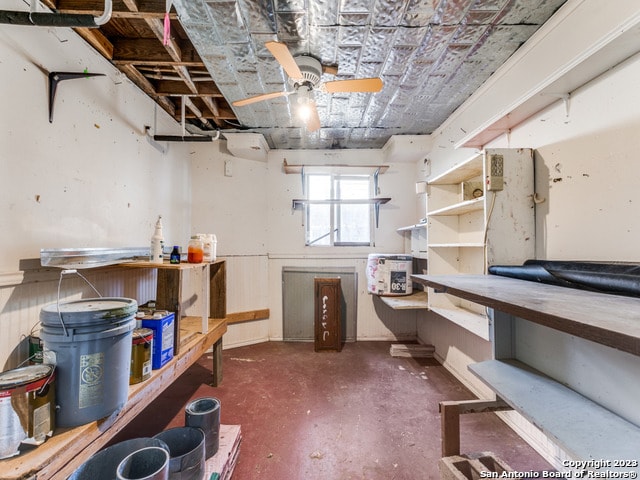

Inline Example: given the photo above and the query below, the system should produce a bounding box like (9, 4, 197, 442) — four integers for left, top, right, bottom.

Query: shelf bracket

(48, 71, 105, 123)
(541, 92, 571, 117)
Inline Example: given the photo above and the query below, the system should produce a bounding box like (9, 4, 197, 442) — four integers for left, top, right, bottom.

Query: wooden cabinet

(425, 148, 534, 339)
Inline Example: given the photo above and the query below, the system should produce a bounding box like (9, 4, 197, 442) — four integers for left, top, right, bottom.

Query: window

(305, 173, 374, 246)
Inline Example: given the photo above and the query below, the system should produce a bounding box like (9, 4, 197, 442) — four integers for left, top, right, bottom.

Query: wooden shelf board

(225, 308, 270, 325)
(2, 318, 227, 480)
(428, 197, 484, 216)
(120, 259, 225, 270)
(412, 274, 640, 356)
(283, 161, 389, 175)
(470, 359, 640, 469)
(379, 290, 428, 310)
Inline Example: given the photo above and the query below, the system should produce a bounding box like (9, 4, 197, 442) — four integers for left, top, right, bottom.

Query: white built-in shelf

(423, 148, 534, 338)
(427, 197, 484, 216)
(429, 155, 483, 185)
(430, 305, 489, 340)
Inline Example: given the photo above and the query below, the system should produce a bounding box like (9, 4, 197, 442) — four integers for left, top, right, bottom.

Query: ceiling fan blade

(306, 101, 321, 132)
(323, 77, 383, 93)
(232, 90, 291, 107)
(265, 41, 303, 81)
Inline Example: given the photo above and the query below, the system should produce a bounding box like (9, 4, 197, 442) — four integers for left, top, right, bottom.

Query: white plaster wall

(487, 51, 640, 261)
(0, 7, 195, 367)
(0, 9, 193, 273)
(190, 144, 422, 343)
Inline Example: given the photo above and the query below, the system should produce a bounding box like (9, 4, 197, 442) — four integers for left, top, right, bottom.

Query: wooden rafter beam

(119, 64, 175, 117)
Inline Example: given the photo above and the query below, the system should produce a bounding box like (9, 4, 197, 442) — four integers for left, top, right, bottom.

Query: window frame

(304, 172, 375, 247)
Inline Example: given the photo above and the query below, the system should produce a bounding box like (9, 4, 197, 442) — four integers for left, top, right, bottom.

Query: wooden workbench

(2, 317, 227, 480)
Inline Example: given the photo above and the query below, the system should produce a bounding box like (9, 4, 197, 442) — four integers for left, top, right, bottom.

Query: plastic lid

(40, 297, 138, 326)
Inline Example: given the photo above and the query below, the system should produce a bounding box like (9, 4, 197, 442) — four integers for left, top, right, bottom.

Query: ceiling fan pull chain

(163, 0, 172, 45)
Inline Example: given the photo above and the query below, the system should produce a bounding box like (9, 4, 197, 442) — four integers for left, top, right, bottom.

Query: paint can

(28, 333, 44, 364)
(185, 397, 221, 458)
(366, 254, 413, 296)
(130, 328, 153, 385)
(39, 297, 137, 427)
(0, 364, 56, 459)
(69, 437, 169, 480)
(153, 427, 206, 480)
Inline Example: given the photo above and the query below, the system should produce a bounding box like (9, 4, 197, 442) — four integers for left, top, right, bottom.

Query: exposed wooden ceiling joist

(43, 0, 236, 131)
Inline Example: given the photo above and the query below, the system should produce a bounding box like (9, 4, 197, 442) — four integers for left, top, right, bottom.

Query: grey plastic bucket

(153, 427, 205, 480)
(69, 438, 169, 480)
(117, 446, 170, 480)
(39, 297, 137, 427)
(185, 397, 221, 459)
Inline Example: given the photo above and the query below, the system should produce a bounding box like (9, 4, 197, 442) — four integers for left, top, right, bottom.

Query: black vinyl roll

(489, 260, 640, 298)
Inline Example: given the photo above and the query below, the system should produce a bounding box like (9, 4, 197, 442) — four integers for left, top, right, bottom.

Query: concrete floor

(114, 341, 553, 479)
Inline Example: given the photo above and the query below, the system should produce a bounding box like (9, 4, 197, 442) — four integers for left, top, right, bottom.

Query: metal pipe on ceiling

(0, 0, 112, 27)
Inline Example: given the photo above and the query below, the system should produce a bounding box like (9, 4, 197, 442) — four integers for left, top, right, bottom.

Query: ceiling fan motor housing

(291, 55, 322, 88)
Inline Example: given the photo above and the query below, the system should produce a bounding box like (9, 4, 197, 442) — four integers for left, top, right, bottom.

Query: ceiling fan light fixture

(296, 85, 313, 122)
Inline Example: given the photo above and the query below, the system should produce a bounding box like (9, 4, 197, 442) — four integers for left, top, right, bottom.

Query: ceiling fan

(232, 41, 384, 132)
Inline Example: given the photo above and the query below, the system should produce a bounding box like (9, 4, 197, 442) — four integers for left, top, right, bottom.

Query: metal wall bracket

(49, 71, 105, 123)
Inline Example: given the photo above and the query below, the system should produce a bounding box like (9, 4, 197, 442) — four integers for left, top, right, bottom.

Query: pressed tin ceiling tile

(173, 0, 567, 149)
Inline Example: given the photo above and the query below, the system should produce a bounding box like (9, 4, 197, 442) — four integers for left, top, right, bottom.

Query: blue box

(141, 311, 175, 369)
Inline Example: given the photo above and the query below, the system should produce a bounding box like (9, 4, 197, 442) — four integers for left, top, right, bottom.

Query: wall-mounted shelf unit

(425, 148, 534, 340)
(283, 160, 389, 196)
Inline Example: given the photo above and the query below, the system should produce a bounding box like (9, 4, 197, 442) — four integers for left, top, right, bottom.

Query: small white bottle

(150, 215, 164, 264)
(200, 233, 212, 263)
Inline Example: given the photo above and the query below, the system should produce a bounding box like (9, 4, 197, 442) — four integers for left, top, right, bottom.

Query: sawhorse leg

(439, 399, 512, 457)
(211, 338, 223, 387)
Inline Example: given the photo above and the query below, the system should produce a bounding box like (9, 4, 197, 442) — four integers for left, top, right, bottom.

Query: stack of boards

(204, 425, 242, 480)
(390, 343, 435, 358)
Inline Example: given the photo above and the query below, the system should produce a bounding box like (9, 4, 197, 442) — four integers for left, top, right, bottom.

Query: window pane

(336, 176, 370, 200)
(308, 174, 331, 200)
(307, 204, 331, 246)
(336, 203, 370, 244)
